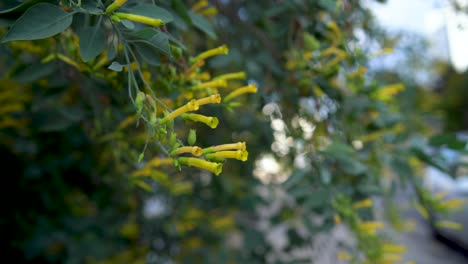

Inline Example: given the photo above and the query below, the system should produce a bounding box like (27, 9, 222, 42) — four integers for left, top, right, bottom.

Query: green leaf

(126, 28, 170, 54)
(12, 62, 56, 83)
(391, 157, 413, 186)
(77, 25, 106, 62)
(0, 18, 13, 27)
(134, 180, 153, 192)
(171, 0, 192, 24)
(107, 42, 117, 60)
(125, 28, 170, 64)
(108, 61, 124, 72)
(80, 2, 103, 15)
(121, 19, 135, 29)
(188, 11, 217, 39)
(320, 167, 331, 184)
(323, 142, 355, 156)
(2, 3, 74, 43)
(125, 27, 156, 39)
(429, 133, 467, 150)
(133, 42, 161, 66)
(138, 153, 144, 163)
(0, 0, 55, 19)
(149, 32, 171, 55)
(283, 171, 306, 189)
(318, 0, 337, 12)
(34, 106, 85, 132)
(122, 3, 173, 23)
(411, 146, 449, 173)
(303, 189, 329, 209)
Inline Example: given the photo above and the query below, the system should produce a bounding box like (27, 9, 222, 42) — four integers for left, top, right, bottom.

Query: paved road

(396, 211, 468, 264)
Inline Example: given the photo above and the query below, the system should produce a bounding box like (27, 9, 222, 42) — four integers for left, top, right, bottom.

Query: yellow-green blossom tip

(223, 84, 258, 102)
(196, 94, 222, 106)
(178, 157, 223, 175)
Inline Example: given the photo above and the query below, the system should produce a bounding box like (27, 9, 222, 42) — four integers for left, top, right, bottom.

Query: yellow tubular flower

(435, 220, 463, 230)
(203, 142, 246, 153)
(223, 84, 257, 102)
(327, 21, 342, 39)
(105, 0, 128, 14)
(214, 72, 247, 81)
(178, 157, 223, 175)
(193, 45, 229, 63)
(205, 150, 248, 161)
(191, 0, 208, 12)
(442, 199, 465, 209)
(348, 66, 367, 78)
(0, 104, 24, 115)
(321, 47, 347, 58)
(334, 214, 341, 225)
(183, 113, 219, 129)
(196, 94, 222, 106)
(337, 252, 352, 260)
(353, 198, 373, 209)
(415, 203, 429, 219)
(160, 100, 199, 124)
(371, 48, 394, 58)
(435, 192, 448, 200)
(358, 221, 384, 234)
(382, 253, 403, 262)
(192, 79, 227, 90)
(171, 146, 203, 156)
(106, 1, 126, 14)
(195, 72, 211, 81)
(383, 244, 406, 254)
(146, 157, 173, 168)
(57, 54, 81, 70)
(186, 60, 205, 75)
(199, 7, 218, 16)
(114, 13, 164, 27)
(197, 94, 221, 106)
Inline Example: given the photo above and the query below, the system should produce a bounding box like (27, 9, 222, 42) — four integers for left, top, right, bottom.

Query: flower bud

(188, 129, 197, 146)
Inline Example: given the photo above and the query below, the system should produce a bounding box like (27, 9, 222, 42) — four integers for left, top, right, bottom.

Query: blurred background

(1, 0, 468, 263)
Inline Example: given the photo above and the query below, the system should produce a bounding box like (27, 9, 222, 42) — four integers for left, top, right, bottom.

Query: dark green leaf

(125, 27, 157, 40)
(411, 146, 449, 173)
(107, 41, 117, 60)
(128, 28, 171, 59)
(391, 157, 413, 186)
(0, 0, 55, 19)
(188, 11, 217, 39)
(323, 142, 355, 156)
(133, 43, 161, 66)
(12, 62, 56, 83)
(77, 25, 106, 62)
(2, 3, 73, 43)
(429, 133, 467, 150)
(320, 167, 331, 184)
(318, 0, 337, 12)
(283, 171, 306, 189)
(0, 18, 13, 27)
(149, 32, 170, 55)
(108, 61, 124, 72)
(303, 189, 329, 209)
(171, 0, 192, 24)
(80, 2, 103, 15)
(121, 19, 135, 29)
(35, 106, 84, 132)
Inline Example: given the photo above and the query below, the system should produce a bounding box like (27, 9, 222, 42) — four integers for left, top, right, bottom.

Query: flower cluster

(333, 195, 409, 263)
(129, 43, 256, 177)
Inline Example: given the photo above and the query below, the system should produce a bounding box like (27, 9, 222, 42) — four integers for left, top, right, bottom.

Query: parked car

(423, 146, 468, 249)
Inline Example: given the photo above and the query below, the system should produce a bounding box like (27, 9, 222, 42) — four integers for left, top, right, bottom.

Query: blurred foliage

(436, 66, 468, 131)
(0, 0, 465, 263)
